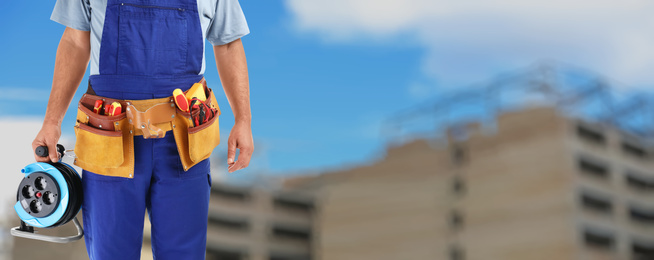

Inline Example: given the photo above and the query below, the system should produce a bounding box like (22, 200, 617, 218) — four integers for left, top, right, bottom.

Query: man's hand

(32, 122, 62, 162)
(227, 121, 253, 173)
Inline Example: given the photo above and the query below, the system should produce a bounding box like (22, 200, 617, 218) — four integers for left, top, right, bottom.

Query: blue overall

(83, 0, 210, 259)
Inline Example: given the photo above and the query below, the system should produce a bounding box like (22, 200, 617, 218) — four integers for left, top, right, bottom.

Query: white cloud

(286, 0, 654, 88)
(0, 87, 50, 101)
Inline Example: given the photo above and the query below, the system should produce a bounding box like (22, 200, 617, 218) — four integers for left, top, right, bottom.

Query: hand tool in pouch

(93, 100, 103, 114)
(11, 144, 84, 243)
(173, 88, 190, 112)
(108, 102, 122, 116)
(185, 83, 207, 102)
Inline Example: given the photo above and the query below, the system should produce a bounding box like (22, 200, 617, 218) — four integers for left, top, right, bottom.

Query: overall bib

(82, 0, 211, 259)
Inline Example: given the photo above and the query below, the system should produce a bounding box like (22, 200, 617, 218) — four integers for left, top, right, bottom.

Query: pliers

(190, 99, 217, 127)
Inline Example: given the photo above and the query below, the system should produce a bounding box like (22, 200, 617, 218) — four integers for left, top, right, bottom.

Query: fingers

(227, 139, 237, 166)
(47, 141, 60, 163)
(226, 123, 254, 173)
(32, 138, 51, 163)
(228, 145, 253, 173)
(32, 127, 60, 163)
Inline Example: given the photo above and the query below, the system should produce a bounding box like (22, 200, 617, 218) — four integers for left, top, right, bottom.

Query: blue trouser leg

(82, 136, 153, 260)
(147, 133, 211, 260)
(82, 133, 210, 260)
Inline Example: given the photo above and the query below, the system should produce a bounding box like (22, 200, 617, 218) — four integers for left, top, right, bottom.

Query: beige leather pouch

(173, 85, 222, 171)
(74, 97, 135, 178)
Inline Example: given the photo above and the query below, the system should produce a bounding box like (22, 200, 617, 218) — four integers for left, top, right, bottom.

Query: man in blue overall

(31, 0, 253, 259)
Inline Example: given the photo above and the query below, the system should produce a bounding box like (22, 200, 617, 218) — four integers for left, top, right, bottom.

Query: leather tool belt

(73, 79, 221, 178)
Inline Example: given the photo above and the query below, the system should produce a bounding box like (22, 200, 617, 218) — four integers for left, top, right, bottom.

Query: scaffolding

(384, 62, 654, 143)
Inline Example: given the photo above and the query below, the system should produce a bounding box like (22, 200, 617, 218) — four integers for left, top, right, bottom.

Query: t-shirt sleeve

(206, 0, 250, 46)
(50, 0, 92, 31)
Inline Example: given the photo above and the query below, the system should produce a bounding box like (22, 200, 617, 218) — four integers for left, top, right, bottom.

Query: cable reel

(11, 144, 84, 243)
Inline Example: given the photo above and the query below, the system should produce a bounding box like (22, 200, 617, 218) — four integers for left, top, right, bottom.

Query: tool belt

(73, 79, 221, 178)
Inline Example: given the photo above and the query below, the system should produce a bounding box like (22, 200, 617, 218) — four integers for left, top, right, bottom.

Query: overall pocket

(117, 3, 188, 76)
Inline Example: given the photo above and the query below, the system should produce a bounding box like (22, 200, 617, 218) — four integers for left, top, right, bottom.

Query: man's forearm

(44, 28, 91, 127)
(213, 39, 251, 124)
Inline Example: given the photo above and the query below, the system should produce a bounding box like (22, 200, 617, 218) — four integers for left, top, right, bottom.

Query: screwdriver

(104, 103, 113, 115)
(93, 100, 103, 114)
(107, 102, 122, 116)
(173, 88, 189, 112)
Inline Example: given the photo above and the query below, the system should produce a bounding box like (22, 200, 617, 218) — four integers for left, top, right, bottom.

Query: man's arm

(32, 27, 90, 162)
(213, 38, 253, 173)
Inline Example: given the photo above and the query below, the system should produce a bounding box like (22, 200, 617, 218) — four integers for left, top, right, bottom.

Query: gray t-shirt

(51, 0, 250, 75)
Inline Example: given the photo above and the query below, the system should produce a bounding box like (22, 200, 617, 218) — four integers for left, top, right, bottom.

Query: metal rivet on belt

(126, 102, 131, 105)
(129, 174, 133, 178)
(98, 124, 102, 128)
(171, 114, 175, 118)
(129, 130, 133, 134)
(173, 125, 176, 128)
(170, 103, 175, 107)
(141, 124, 145, 128)
(129, 119, 132, 124)
(126, 107, 130, 111)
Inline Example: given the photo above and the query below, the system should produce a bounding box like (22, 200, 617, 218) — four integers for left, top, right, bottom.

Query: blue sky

(1, 0, 653, 180)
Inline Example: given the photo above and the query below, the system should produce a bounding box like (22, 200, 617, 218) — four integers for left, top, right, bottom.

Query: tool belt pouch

(173, 85, 222, 171)
(74, 94, 134, 178)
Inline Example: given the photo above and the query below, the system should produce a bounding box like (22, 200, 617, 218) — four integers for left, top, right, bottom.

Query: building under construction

(286, 63, 654, 260)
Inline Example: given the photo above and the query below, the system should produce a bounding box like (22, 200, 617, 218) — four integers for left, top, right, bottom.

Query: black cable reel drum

(11, 144, 84, 243)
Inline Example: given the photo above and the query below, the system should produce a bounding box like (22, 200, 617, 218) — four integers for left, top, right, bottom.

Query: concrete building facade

(290, 107, 654, 260)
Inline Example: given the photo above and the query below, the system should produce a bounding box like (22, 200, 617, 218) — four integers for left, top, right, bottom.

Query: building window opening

(451, 145, 467, 165)
(580, 192, 613, 214)
(622, 141, 648, 159)
(273, 197, 314, 213)
(452, 176, 466, 196)
(632, 240, 654, 260)
(208, 214, 249, 231)
(269, 252, 312, 260)
(583, 228, 614, 250)
(210, 186, 250, 201)
(206, 247, 246, 260)
(576, 125, 606, 145)
(578, 158, 609, 179)
(626, 173, 654, 192)
(450, 210, 464, 231)
(271, 224, 311, 241)
(629, 206, 654, 224)
(449, 245, 465, 260)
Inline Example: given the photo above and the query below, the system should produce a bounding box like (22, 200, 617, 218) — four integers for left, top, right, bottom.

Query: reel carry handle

(35, 144, 65, 160)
